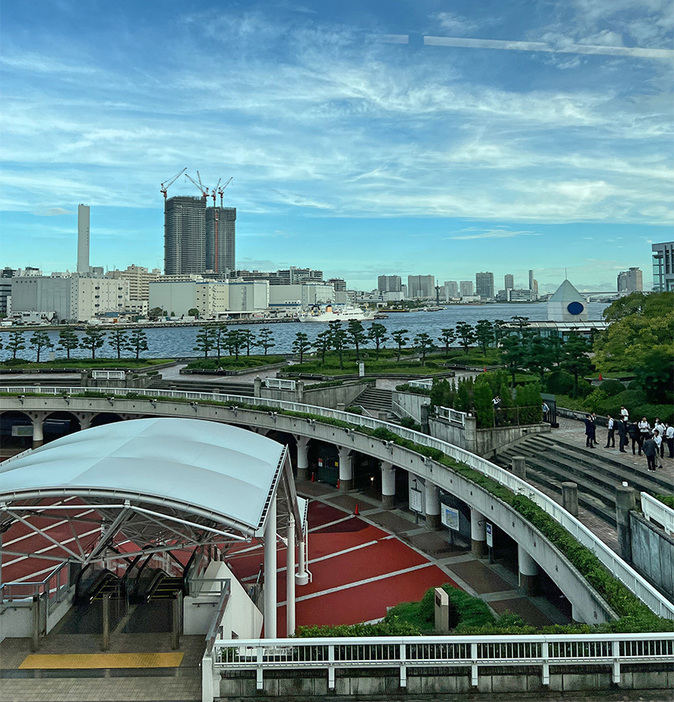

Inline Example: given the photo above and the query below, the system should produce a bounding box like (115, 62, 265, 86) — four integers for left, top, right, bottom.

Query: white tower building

(547, 280, 589, 322)
(77, 204, 90, 274)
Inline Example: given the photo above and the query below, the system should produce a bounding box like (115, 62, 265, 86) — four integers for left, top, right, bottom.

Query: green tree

(292, 332, 311, 363)
(413, 332, 434, 366)
(108, 328, 130, 360)
(438, 328, 455, 356)
(6, 330, 26, 360)
(455, 322, 475, 353)
(523, 335, 555, 383)
(493, 319, 508, 345)
(474, 320, 494, 354)
(239, 329, 255, 356)
(212, 324, 227, 361)
(511, 315, 531, 337)
(29, 331, 53, 363)
(194, 326, 216, 358)
(594, 291, 674, 403)
(188, 307, 200, 319)
(316, 329, 332, 364)
(474, 378, 495, 428)
(256, 327, 276, 356)
(224, 329, 247, 359)
(367, 323, 388, 360)
(328, 320, 348, 369)
(148, 307, 165, 320)
(80, 328, 107, 360)
(500, 334, 526, 387)
(560, 333, 593, 398)
(58, 329, 80, 359)
(346, 319, 368, 361)
(128, 328, 149, 360)
(391, 329, 409, 362)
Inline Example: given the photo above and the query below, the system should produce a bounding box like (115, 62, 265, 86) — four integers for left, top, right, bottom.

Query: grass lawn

(185, 355, 286, 370)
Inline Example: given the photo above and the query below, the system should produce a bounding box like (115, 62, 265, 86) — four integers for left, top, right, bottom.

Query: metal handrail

(641, 492, 674, 536)
(436, 405, 467, 426)
(0, 560, 72, 613)
(205, 579, 232, 655)
(1, 386, 673, 619)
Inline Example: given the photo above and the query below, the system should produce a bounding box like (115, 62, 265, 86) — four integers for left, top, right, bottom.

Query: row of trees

(0, 328, 150, 361)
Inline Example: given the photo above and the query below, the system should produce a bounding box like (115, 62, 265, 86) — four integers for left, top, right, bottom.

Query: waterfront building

(509, 288, 535, 302)
(205, 206, 236, 274)
(475, 271, 494, 300)
(407, 275, 435, 299)
(0, 268, 15, 317)
(617, 267, 643, 293)
(651, 242, 673, 292)
(107, 265, 162, 316)
(443, 280, 459, 300)
(378, 275, 402, 293)
(547, 279, 588, 322)
(327, 278, 347, 292)
(164, 196, 207, 275)
(269, 283, 335, 312)
(459, 280, 474, 298)
(504, 273, 514, 291)
(77, 204, 90, 275)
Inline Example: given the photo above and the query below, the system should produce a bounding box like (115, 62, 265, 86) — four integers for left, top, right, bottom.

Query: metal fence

(2, 386, 673, 619)
(0, 560, 71, 618)
(436, 405, 467, 426)
(263, 378, 296, 391)
(211, 633, 674, 691)
(642, 492, 674, 536)
(408, 378, 433, 390)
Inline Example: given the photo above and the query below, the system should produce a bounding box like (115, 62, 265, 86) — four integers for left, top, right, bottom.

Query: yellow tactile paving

(19, 652, 184, 669)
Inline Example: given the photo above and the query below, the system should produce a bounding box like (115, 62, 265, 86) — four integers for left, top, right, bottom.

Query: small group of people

(587, 405, 674, 473)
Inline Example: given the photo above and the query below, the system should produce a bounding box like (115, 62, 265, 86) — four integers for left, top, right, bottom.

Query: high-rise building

(444, 281, 459, 299)
(77, 204, 90, 274)
(407, 275, 435, 299)
(206, 207, 236, 274)
(652, 242, 674, 292)
(378, 275, 402, 293)
(164, 196, 207, 275)
(475, 271, 494, 299)
(504, 274, 514, 290)
(327, 278, 347, 292)
(617, 267, 643, 293)
(459, 280, 474, 297)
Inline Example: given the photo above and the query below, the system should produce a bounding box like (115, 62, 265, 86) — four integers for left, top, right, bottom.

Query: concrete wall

(391, 390, 430, 423)
(630, 512, 674, 600)
(429, 415, 550, 457)
(259, 380, 367, 410)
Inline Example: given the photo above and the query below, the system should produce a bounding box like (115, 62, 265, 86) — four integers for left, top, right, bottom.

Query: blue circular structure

(567, 301, 584, 315)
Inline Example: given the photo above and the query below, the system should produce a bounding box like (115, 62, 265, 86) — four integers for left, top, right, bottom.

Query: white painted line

(308, 514, 357, 533)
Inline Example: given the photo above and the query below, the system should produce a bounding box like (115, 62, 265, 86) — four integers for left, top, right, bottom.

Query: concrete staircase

(149, 378, 254, 396)
(492, 435, 673, 529)
(354, 387, 393, 418)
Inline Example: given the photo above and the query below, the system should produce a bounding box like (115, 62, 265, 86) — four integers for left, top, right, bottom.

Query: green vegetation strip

(4, 389, 672, 634)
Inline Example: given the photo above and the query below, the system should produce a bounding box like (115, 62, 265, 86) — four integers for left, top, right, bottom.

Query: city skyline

(1, 1, 672, 291)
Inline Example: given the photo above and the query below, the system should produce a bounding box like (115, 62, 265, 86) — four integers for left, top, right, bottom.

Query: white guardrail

(641, 492, 674, 536)
(211, 633, 674, 691)
(2, 386, 674, 621)
(263, 378, 296, 391)
(436, 405, 467, 427)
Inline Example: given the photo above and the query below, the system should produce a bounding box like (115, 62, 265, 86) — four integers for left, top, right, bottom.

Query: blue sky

(1, 0, 672, 292)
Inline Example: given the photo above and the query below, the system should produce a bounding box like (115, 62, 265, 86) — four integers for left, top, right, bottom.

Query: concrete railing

(436, 405, 467, 427)
(210, 633, 674, 692)
(263, 378, 296, 391)
(408, 378, 433, 390)
(91, 370, 126, 380)
(2, 386, 673, 620)
(642, 493, 674, 536)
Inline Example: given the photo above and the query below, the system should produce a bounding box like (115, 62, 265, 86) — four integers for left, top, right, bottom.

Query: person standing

(666, 422, 674, 459)
(643, 433, 658, 472)
(653, 430, 664, 469)
(637, 417, 651, 455)
(620, 406, 629, 422)
(654, 418, 666, 458)
(584, 414, 595, 448)
(590, 413, 597, 448)
(627, 421, 640, 455)
(605, 415, 615, 448)
(617, 419, 628, 453)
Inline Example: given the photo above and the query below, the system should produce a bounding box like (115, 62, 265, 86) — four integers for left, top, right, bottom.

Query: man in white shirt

(604, 415, 615, 448)
(665, 423, 674, 459)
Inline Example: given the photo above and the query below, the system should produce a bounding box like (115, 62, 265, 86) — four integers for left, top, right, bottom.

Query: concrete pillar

(511, 456, 527, 479)
(295, 436, 310, 481)
(78, 414, 92, 431)
(571, 604, 583, 624)
(616, 485, 637, 563)
(338, 446, 352, 491)
(296, 532, 309, 587)
(425, 481, 441, 530)
(470, 508, 487, 557)
(254, 377, 262, 398)
(263, 495, 277, 638)
(518, 545, 539, 595)
(464, 415, 477, 453)
(296, 380, 304, 403)
(32, 415, 44, 448)
(286, 516, 296, 637)
(380, 461, 396, 510)
(562, 482, 579, 517)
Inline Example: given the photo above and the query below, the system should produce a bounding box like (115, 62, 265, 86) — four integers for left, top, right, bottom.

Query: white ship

(298, 304, 375, 323)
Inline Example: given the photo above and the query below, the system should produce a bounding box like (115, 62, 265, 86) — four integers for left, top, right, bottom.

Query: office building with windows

(652, 242, 674, 292)
(459, 280, 474, 297)
(206, 207, 236, 274)
(617, 267, 643, 293)
(164, 196, 207, 275)
(378, 275, 402, 293)
(475, 271, 494, 299)
(407, 275, 435, 299)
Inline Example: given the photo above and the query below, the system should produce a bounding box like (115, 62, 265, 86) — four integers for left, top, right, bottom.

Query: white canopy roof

(0, 417, 286, 533)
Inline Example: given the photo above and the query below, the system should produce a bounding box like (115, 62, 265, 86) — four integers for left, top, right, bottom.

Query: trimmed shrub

(600, 379, 626, 397)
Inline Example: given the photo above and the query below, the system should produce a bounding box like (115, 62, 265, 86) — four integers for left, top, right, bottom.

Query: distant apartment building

(651, 242, 674, 292)
(233, 267, 324, 286)
(475, 271, 494, 299)
(407, 275, 435, 299)
(205, 207, 236, 274)
(459, 280, 474, 297)
(443, 280, 459, 300)
(327, 278, 347, 292)
(108, 265, 162, 315)
(617, 267, 643, 293)
(504, 274, 514, 290)
(378, 275, 402, 293)
(164, 196, 207, 275)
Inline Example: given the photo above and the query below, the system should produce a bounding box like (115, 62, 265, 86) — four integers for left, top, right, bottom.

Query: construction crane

(211, 178, 222, 206)
(218, 177, 233, 207)
(160, 167, 187, 201)
(185, 172, 210, 203)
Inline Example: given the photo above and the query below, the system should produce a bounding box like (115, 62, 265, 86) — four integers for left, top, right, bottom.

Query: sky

(1, 0, 672, 292)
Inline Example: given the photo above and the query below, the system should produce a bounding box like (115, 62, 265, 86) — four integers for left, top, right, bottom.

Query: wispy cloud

(449, 228, 542, 241)
(32, 206, 73, 216)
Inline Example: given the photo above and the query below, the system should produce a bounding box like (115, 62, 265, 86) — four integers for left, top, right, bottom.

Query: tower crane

(185, 173, 210, 203)
(211, 178, 222, 206)
(160, 167, 187, 201)
(218, 177, 233, 207)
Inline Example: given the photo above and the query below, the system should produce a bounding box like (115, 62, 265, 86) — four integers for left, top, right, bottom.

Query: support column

(511, 456, 527, 479)
(78, 414, 92, 431)
(254, 376, 262, 398)
(616, 485, 637, 563)
(286, 516, 296, 637)
(518, 545, 539, 595)
(425, 481, 441, 530)
(32, 414, 44, 448)
(296, 531, 309, 587)
(562, 482, 579, 517)
(380, 461, 396, 510)
(295, 436, 310, 481)
(338, 447, 352, 491)
(263, 495, 277, 639)
(470, 508, 487, 557)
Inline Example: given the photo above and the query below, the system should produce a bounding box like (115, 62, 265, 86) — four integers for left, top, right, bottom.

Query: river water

(0, 302, 608, 362)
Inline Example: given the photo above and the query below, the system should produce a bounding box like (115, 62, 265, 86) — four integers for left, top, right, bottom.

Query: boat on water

(298, 304, 376, 323)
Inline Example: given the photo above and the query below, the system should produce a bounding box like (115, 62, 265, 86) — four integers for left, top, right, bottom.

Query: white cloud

(449, 229, 541, 241)
(32, 206, 73, 216)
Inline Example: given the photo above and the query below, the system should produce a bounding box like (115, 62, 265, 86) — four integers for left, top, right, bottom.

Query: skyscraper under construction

(164, 197, 236, 276)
